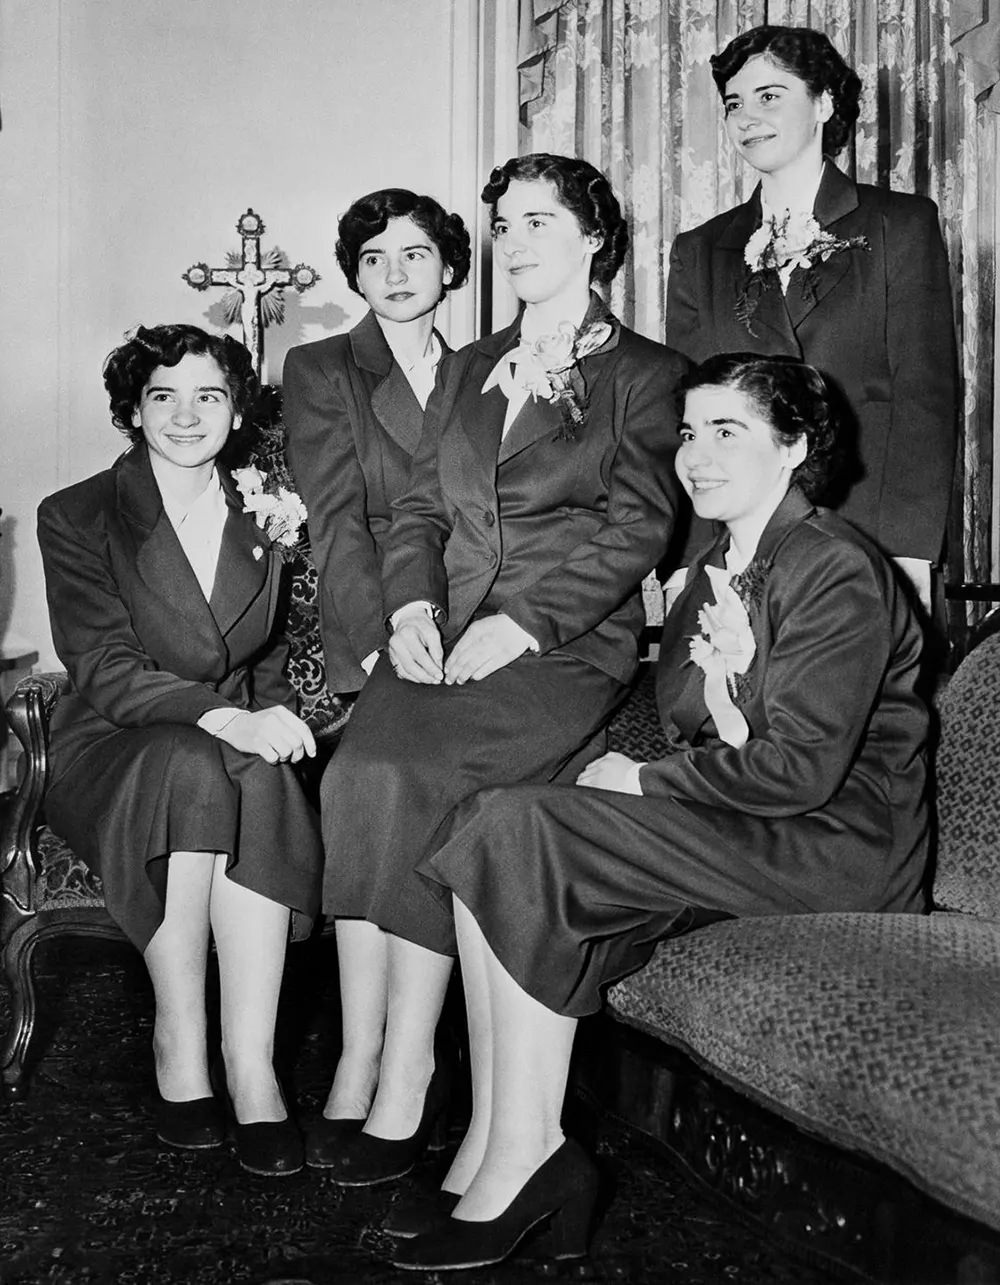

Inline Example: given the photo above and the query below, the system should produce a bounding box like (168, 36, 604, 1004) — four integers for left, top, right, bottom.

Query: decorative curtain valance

(518, 0, 998, 595)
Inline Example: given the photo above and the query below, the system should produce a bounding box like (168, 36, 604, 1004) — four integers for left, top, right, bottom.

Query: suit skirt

(46, 722, 323, 951)
(320, 651, 626, 954)
(419, 781, 915, 1018)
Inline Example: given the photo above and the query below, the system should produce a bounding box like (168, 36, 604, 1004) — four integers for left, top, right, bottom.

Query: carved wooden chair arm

(1, 673, 69, 911)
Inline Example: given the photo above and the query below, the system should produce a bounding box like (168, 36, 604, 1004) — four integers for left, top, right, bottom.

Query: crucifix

(183, 208, 319, 380)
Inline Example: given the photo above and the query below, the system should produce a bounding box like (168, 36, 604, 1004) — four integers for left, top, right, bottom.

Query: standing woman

(665, 24, 957, 579)
(282, 189, 471, 696)
(38, 325, 323, 1175)
(311, 154, 687, 1184)
(397, 354, 928, 1270)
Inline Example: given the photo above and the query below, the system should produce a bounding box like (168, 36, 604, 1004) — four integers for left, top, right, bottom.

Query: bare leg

(363, 932, 453, 1139)
(439, 894, 495, 1195)
(210, 853, 291, 1123)
(451, 897, 577, 1222)
(142, 850, 214, 1102)
(323, 919, 388, 1120)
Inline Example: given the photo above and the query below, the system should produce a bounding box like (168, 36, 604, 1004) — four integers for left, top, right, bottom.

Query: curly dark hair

(103, 324, 260, 465)
(480, 153, 629, 285)
(711, 25, 861, 157)
(335, 189, 471, 299)
(677, 353, 840, 501)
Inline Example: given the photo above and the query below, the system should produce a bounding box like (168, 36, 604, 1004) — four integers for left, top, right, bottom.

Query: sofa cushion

(934, 632, 1000, 920)
(607, 911, 1000, 1233)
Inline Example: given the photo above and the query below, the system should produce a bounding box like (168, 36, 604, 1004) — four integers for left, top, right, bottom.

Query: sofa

(580, 631, 1000, 1283)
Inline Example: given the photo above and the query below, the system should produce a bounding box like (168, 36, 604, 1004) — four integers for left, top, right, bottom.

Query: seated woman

(312, 153, 687, 1183)
(393, 353, 930, 1271)
(283, 188, 471, 696)
(37, 324, 323, 1177)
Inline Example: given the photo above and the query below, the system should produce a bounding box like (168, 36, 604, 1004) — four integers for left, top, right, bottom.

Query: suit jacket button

(488, 552, 498, 567)
(483, 510, 496, 527)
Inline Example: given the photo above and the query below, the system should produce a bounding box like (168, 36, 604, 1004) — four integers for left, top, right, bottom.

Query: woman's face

(722, 54, 832, 177)
(677, 385, 806, 535)
(132, 352, 236, 473)
(491, 178, 602, 305)
(356, 214, 451, 324)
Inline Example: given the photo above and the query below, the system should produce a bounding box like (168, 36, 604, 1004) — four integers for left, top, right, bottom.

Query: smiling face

(355, 214, 451, 324)
(490, 178, 602, 308)
(131, 352, 236, 477)
(722, 54, 832, 179)
(677, 384, 807, 548)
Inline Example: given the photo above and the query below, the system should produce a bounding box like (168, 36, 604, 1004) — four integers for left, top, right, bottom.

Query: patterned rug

(0, 934, 847, 1285)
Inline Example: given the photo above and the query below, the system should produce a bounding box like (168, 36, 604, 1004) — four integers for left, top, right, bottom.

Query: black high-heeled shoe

(304, 1115, 365, 1168)
(323, 1066, 450, 1187)
(212, 1060, 304, 1177)
(155, 1095, 225, 1150)
(382, 1187, 461, 1238)
(390, 1138, 599, 1272)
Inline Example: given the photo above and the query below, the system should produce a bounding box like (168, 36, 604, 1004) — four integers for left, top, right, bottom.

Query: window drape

(517, 0, 999, 595)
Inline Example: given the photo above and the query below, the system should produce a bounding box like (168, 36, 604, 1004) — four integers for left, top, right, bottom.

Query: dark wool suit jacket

(282, 311, 447, 693)
(38, 445, 293, 777)
(645, 487, 929, 914)
(665, 162, 958, 562)
(381, 302, 688, 685)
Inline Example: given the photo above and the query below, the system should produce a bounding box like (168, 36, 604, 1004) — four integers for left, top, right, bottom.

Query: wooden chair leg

(1, 918, 41, 1101)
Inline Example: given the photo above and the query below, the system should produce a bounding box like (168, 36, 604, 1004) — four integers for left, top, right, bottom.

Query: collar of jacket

(698, 485, 817, 575)
(717, 160, 860, 251)
(469, 289, 621, 361)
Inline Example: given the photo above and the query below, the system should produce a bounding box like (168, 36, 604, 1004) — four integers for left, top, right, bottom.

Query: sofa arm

(1, 673, 69, 913)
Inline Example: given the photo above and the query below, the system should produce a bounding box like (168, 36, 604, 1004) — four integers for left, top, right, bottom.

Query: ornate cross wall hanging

(183, 209, 319, 379)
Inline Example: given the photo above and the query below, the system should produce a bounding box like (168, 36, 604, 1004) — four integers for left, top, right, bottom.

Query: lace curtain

(517, 0, 999, 592)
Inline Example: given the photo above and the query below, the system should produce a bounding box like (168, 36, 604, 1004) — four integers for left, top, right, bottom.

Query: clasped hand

(216, 706, 316, 765)
(388, 608, 534, 685)
(576, 750, 642, 793)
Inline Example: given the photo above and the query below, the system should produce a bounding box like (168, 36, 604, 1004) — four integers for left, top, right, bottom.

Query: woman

(311, 154, 687, 1183)
(37, 324, 323, 1176)
(393, 353, 930, 1271)
(282, 188, 471, 695)
(665, 24, 957, 579)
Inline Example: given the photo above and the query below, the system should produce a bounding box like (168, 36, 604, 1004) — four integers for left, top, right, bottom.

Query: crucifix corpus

(183, 208, 319, 380)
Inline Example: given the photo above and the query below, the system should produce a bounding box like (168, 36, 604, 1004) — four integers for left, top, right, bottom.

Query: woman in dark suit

(393, 354, 929, 1271)
(38, 324, 323, 1176)
(665, 25, 957, 576)
(311, 154, 687, 1185)
(282, 189, 471, 695)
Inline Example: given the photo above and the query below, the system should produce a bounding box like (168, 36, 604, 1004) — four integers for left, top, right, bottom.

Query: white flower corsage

(737, 210, 869, 334)
(482, 316, 613, 440)
(688, 565, 756, 748)
(232, 465, 307, 560)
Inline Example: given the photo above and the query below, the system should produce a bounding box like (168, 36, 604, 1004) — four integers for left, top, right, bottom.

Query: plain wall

(0, 0, 478, 666)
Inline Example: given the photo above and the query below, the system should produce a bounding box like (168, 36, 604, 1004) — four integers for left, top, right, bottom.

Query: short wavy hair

(677, 352, 840, 501)
(711, 25, 861, 157)
(103, 323, 260, 464)
(335, 189, 471, 298)
(480, 153, 629, 285)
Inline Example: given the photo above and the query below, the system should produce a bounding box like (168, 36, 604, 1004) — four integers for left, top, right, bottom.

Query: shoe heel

(547, 1185, 597, 1260)
(425, 1110, 449, 1154)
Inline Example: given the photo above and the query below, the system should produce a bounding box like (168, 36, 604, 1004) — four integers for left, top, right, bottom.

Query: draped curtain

(517, 0, 999, 596)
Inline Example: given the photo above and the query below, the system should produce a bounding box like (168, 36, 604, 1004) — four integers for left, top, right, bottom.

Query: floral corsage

(687, 564, 757, 748)
(736, 210, 869, 334)
(232, 465, 307, 562)
(482, 312, 614, 441)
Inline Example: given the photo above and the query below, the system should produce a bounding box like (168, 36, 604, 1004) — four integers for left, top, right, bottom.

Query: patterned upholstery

(607, 635, 1000, 1235)
(934, 632, 1000, 918)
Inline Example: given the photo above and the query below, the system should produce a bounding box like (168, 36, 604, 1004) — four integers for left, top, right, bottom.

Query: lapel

(350, 311, 436, 456)
(784, 162, 860, 331)
(717, 190, 798, 348)
(657, 488, 817, 742)
(118, 446, 224, 654)
(213, 467, 271, 637)
(459, 314, 523, 471)
(494, 292, 622, 466)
